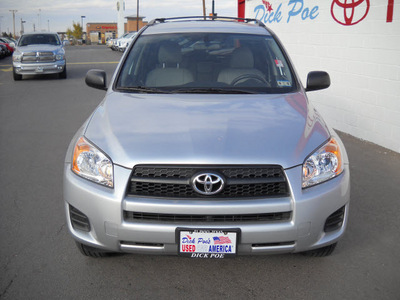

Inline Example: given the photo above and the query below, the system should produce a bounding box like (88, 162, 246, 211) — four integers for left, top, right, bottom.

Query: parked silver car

(111, 32, 130, 51)
(64, 17, 350, 258)
(117, 32, 137, 52)
(12, 32, 66, 80)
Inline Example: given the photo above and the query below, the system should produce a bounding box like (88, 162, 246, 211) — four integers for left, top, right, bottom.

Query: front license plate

(36, 67, 44, 73)
(178, 228, 239, 258)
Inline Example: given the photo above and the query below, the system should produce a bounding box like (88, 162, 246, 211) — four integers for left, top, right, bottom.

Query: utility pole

(48, 20, 50, 32)
(9, 10, 17, 38)
(81, 16, 85, 30)
(81, 16, 86, 43)
(38, 9, 41, 31)
(117, 0, 124, 38)
(202, 0, 206, 19)
(20, 18, 26, 35)
(136, 0, 139, 32)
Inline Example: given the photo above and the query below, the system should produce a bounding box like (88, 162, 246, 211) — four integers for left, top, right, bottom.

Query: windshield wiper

(116, 86, 172, 94)
(171, 88, 257, 94)
(117, 86, 258, 94)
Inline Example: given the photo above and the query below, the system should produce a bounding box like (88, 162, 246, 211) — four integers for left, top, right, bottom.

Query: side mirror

(306, 71, 330, 92)
(85, 69, 107, 91)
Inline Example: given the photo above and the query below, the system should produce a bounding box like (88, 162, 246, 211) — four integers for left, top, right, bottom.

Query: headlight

(72, 137, 113, 187)
(56, 49, 65, 61)
(13, 51, 22, 62)
(302, 138, 343, 188)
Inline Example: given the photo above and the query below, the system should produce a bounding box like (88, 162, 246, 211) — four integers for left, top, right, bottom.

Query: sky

(1, 0, 237, 35)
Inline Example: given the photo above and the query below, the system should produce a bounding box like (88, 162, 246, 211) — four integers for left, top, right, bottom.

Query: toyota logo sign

(191, 173, 225, 196)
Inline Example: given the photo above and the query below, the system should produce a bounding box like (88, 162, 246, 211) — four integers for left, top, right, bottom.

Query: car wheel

(301, 242, 337, 257)
(59, 66, 67, 79)
(13, 68, 22, 81)
(75, 242, 109, 258)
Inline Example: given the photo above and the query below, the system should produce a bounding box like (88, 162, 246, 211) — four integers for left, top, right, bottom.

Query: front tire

(59, 66, 67, 79)
(13, 68, 22, 81)
(75, 242, 109, 258)
(301, 243, 337, 257)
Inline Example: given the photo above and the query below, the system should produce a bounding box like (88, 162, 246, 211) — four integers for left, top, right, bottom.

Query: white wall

(245, 0, 400, 153)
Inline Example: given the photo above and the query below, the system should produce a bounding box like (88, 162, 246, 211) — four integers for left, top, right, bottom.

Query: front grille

(23, 52, 36, 56)
(124, 211, 291, 223)
(21, 51, 55, 63)
(127, 165, 289, 199)
(38, 52, 55, 62)
(21, 55, 37, 62)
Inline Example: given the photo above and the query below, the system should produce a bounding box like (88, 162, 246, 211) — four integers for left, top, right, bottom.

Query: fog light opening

(69, 205, 91, 232)
(324, 206, 345, 232)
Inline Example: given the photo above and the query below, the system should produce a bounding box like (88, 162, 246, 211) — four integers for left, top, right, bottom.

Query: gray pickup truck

(12, 32, 66, 80)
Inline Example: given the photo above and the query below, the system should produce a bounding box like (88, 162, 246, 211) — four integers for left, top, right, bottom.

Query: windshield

(18, 34, 61, 46)
(119, 32, 132, 39)
(125, 32, 136, 39)
(116, 32, 296, 94)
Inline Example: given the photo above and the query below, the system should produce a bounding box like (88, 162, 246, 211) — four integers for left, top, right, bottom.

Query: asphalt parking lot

(1, 45, 399, 300)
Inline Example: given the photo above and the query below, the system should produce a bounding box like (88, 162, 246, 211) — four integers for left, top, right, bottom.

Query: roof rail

(147, 16, 265, 27)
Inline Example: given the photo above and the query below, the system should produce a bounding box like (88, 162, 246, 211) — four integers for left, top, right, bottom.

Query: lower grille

(252, 241, 295, 247)
(324, 206, 345, 232)
(124, 211, 291, 223)
(120, 241, 164, 247)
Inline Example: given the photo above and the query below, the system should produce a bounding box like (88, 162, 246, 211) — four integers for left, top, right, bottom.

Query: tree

(66, 21, 83, 40)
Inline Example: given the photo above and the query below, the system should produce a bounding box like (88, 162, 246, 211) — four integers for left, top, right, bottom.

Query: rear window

(116, 32, 296, 94)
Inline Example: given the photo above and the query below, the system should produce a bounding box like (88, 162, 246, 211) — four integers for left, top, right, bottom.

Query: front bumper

(13, 61, 66, 75)
(63, 162, 350, 256)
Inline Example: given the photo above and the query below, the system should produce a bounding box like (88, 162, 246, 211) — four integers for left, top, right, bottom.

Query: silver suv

(12, 32, 66, 80)
(64, 17, 350, 258)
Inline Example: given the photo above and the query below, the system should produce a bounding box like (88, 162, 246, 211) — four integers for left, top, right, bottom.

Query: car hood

(16, 44, 62, 53)
(84, 92, 330, 169)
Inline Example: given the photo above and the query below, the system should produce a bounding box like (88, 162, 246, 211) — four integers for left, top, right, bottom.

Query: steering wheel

(230, 74, 270, 86)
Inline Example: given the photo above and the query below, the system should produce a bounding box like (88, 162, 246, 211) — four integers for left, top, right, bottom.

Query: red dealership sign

(330, 0, 370, 26)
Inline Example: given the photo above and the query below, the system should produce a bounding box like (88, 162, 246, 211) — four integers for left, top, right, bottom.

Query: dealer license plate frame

(177, 228, 240, 258)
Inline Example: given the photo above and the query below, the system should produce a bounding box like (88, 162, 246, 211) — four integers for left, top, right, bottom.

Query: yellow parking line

(0, 67, 12, 72)
(68, 62, 120, 65)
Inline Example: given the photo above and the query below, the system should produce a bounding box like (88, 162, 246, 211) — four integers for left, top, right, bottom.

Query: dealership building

(86, 15, 147, 44)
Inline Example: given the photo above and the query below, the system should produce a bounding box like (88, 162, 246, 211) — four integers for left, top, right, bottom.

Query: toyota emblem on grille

(191, 173, 225, 195)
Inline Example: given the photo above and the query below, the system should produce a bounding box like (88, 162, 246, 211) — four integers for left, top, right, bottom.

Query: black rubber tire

(75, 242, 109, 258)
(59, 66, 67, 79)
(13, 68, 22, 81)
(301, 243, 337, 257)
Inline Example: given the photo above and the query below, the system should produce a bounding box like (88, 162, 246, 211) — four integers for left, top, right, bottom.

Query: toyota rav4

(64, 17, 350, 258)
